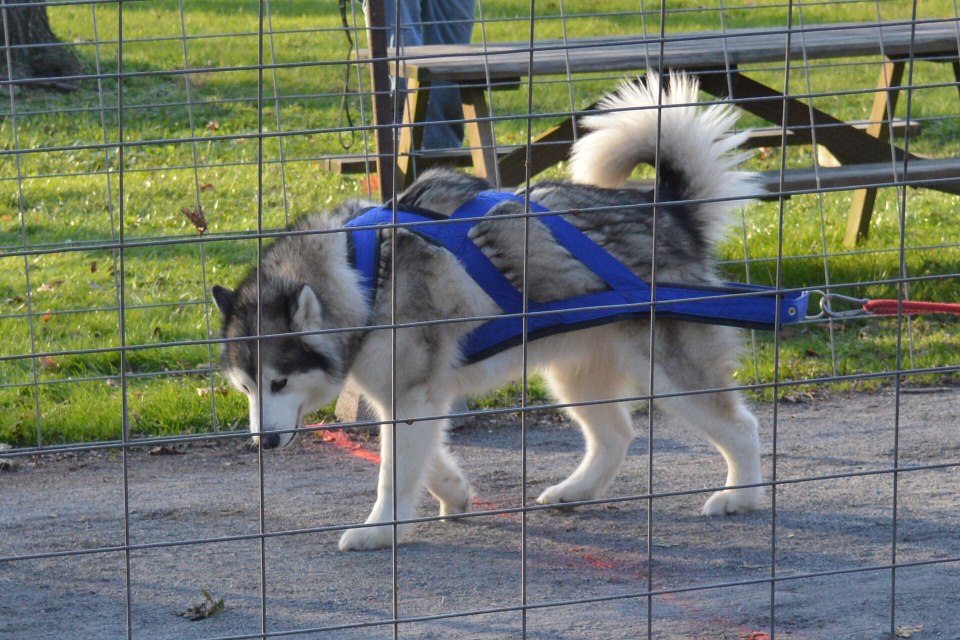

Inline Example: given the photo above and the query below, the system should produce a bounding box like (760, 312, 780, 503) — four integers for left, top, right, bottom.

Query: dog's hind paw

(701, 487, 765, 516)
(338, 525, 397, 551)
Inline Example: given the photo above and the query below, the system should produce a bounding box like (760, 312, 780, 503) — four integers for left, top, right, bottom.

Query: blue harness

(345, 192, 809, 364)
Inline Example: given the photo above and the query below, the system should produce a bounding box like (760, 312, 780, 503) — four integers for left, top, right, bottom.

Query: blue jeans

(377, 0, 476, 150)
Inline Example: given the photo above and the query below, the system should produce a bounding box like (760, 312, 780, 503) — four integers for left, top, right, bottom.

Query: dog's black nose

(260, 433, 281, 449)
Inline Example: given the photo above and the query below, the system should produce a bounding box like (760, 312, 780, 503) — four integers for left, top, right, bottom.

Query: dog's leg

(657, 389, 764, 515)
(426, 446, 473, 517)
(537, 366, 634, 505)
(338, 395, 448, 551)
(628, 323, 765, 515)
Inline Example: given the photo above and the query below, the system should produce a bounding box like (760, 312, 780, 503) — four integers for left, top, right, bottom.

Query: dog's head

(212, 278, 347, 449)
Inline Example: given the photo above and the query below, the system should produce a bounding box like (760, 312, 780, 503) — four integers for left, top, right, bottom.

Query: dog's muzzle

(258, 430, 299, 450)
(260, 433, 282, 449)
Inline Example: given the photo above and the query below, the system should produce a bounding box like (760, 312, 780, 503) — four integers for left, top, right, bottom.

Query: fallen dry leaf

(0, 443, 15, 472)
(181, 207, 208, 234)
(36, 279, 64, 293)
(896, 624, 924, 638)
(196, 387, 229, 398)
(148, 445, 184, 456)
(780, 391, 815, 404)
(178, 589, 224, 621)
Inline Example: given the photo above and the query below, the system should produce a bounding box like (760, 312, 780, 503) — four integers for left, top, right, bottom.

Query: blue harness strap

(345, 192, 529, 313)
(345, 192, 809, 364)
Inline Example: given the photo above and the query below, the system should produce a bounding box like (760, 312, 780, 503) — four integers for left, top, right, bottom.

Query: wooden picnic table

(357, 19, 960, 246)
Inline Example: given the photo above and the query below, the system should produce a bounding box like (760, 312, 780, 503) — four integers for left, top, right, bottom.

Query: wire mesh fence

(1, 1, 959, 638)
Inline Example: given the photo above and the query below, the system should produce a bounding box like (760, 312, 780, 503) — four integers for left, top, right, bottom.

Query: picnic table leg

(699, 72, 910, 165)
(699, 71, 920, 247)
(460, 85, 500, 186)
(498, 111, 588, 187)
(396, 71, 430, 191)
(843, 59, 906, 247)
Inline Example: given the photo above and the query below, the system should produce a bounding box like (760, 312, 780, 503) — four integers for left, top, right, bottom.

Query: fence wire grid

(1, 1, 959, 639)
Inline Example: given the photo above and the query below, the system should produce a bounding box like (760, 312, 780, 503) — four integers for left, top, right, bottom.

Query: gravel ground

(1, 388, 958, 640)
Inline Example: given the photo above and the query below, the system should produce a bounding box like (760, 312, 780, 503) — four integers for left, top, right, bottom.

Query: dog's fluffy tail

(568, 72, 760, 246)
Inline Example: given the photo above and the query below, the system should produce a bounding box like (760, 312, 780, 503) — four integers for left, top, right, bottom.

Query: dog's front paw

(702, 487, 765, 516)
(338, 525, 396, 551)
(536, 482, 594, 507)
(438, 491, 472, 518)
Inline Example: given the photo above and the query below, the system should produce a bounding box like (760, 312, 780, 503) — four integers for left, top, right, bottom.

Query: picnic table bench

(351, 19, 960, 246)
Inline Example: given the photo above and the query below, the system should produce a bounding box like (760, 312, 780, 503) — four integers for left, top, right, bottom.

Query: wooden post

(954, 61, 960, 100)
(335, 1, 394, 424)
(364, 0, 395, 201)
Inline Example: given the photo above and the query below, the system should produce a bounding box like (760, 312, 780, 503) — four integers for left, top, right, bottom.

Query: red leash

(863, 299, 960, 316)
(816, 293, 960, 319)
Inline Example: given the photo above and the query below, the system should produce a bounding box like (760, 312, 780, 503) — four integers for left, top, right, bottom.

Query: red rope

(864, 299, 960, 316)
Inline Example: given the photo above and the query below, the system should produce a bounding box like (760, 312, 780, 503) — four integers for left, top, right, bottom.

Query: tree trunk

(1, 0, 83, 90)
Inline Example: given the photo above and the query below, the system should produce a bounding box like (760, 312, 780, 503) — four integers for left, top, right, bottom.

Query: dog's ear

(289, 283, 323, 331)
(211, 285, 235, 320)
(289, 284, 330, 353)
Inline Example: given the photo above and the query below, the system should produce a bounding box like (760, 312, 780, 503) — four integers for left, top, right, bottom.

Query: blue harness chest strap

(345, 192, 809, 364)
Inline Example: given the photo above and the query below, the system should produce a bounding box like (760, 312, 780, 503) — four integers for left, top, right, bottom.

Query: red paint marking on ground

(471, 497, 515, 520)
(578, 551, 615, 570)
(309, 424, 768, 638)
(664, 592, 770, 640)
(550, 545, 647, 580)
(316, 428, 381, 465)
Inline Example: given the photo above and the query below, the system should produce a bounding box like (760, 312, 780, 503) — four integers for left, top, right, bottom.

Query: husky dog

(212, 73, 764, 551)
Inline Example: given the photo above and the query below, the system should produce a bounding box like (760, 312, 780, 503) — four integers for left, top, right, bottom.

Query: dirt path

(2, 388, 958, 639)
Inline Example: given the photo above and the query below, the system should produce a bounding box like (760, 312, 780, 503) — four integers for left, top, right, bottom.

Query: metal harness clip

(809, 292, 871, 320)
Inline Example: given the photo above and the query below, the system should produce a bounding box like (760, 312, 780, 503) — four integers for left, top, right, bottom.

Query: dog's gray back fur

(398, 173, 717, 306)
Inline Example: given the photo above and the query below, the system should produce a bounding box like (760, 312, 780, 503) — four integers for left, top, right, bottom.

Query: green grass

(1, 1, 958, 446)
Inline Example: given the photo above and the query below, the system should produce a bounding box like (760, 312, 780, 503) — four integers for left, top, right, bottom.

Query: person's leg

(379, 0, 424, 49)
(419, 0, 475, 149)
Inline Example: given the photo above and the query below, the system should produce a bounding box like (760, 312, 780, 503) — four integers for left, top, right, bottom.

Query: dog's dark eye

(270, 379, 287, 393)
